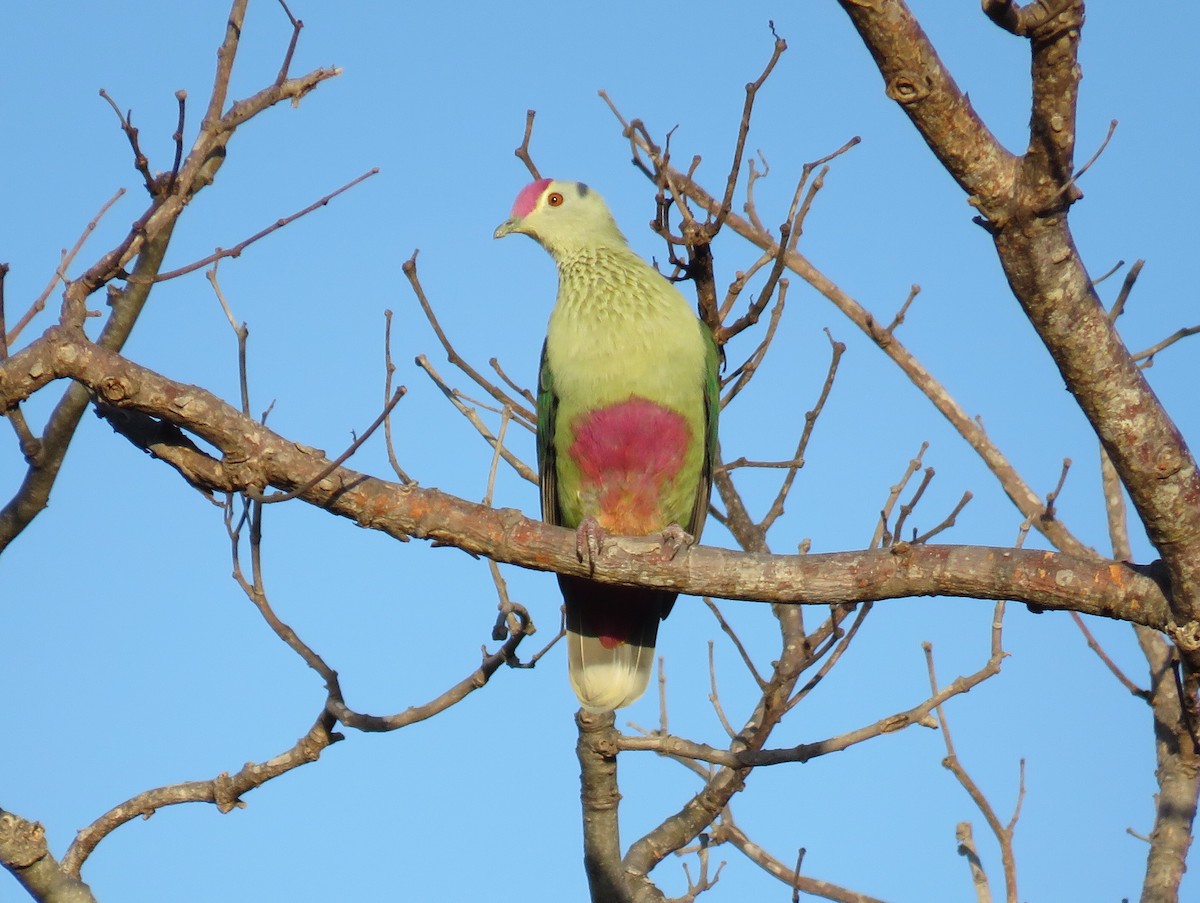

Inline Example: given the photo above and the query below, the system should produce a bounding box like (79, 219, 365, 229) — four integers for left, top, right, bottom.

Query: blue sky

(3, 2, 1197, 901)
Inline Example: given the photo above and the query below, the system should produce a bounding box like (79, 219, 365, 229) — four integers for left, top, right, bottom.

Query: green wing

(536, 339, 562, 527)
(687, 322, 720, 540)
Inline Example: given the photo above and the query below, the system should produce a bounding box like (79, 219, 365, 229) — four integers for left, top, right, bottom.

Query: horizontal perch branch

(1, 326, 1174, 633)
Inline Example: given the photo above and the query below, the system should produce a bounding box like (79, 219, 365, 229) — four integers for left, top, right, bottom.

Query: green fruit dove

(495, 179, 719, 711)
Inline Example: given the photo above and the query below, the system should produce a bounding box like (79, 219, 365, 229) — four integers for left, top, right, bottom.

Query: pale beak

(493, 217, 521, 239)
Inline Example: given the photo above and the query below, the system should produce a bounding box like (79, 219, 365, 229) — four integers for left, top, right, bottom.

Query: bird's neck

(554, 246, 663, 314)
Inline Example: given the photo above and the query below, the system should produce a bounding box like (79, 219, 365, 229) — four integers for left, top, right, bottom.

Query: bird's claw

(575, 516, 607, 574)
(656, 523, 695, 562)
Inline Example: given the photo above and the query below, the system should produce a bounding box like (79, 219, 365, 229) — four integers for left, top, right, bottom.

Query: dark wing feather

(687, 321, 721, 540)
(536, 339, 562, 526)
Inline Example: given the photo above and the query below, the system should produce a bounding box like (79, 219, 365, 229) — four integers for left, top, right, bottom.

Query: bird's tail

(561, 575, 675, 712)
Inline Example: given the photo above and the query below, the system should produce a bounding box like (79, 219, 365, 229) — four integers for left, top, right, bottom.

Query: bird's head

(494, 178, 626, 257)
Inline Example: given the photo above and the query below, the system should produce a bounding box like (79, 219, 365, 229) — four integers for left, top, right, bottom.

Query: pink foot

(575, 516, 607, 573)
(656, 523, 696, 562)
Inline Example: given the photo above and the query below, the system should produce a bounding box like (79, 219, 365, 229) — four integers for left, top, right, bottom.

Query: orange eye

(546, 192, 564, 207)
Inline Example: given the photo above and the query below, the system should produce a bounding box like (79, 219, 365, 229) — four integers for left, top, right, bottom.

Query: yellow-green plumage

(496, 179, 718, 711)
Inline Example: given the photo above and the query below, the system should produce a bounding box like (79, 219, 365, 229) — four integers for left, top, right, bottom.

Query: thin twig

(514, 109, 541, 179)
(98, 88, 155, 195)
(744, 153, 770, 234)
(416, 354, 538, 484)
(383, 310, 412, 483)
(887, 284, 921, 334)
(249, 386, 407, 503)
(1053, 118, 1117, 201)
(658, 656, 670, 737)
(925, 632, 1019, 903)
(273, 0, 304, 85)
(451, 387, 535, 433)
(784, 601, 873, 714)
(488, 559, 519, 641)
(718, 224, 790, 342)
(892, 467, 934, 542)
(790, 847, 806, 903)
(170, 90, 188, 189)
(912, 491, 973, 544)
(134, 168, 379, 282)
(712, 23, 788, 233)
(712, 818, 885, 903)
(329, 609, 535, 732)
(1091, 258, 1125, 288)
(62, 709, 340, 877)
(617, 621, 1008, 767)
(1040, 457, 1072, 524)
(871, 443, 928, 548)
(707, 641, 738, 739)
(0, 263, 8, 360)
(1068, 611, 1150, 700)
(1077, 448, 1153, 700)
(717, 245, 775, 323)
(720, 284, 787, 407)
(1107, 258, 1144, 322)
(482, 405, 512, 506)
(703, 597, 765, 689)
(5, 188, 127, 347)
(490, 356, 537, 409)
(507, 609, 565, 669)
(719, 456, 805, 473)
(1134, 325, 1200, 366)
(404, 252, 537, 423)
(759, 329, 845, 534)
(1006, 759, 1027, 834)
(206, 262, 251, 415)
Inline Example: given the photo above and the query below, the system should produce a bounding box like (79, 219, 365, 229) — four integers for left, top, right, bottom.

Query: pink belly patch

(568, 398, 690, 535)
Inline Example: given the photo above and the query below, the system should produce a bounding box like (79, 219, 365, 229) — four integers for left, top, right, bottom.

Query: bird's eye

(546, 192, 564, 207)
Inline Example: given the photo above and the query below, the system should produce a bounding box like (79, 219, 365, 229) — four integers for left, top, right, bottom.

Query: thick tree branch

(0, 811, 95, 903)
(0, 0, 340, 553)
(1137, 624, 1200, 903)
(833, 7, 1200, 896)
(0, 224, 176, 551)
(834, 0, 1200, 644)
(0, 329, 1172, 628)
(834, 0, 1018, 218)
(577, 711, 639, 903)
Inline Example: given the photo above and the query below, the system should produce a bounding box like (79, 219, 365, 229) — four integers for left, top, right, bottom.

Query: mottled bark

(1137, 627, 1200, 903)
(0, 812, 95, 903)
(833, 3, 1200, 899)
(0, 0, 339, 553)
(833, 0, 1200, 637)
(576, 712, 640, 903)
(0, 328, 1170, 627)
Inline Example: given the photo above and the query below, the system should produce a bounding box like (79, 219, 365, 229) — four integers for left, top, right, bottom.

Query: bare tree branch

(61, 712, 342, 876)
(836, 0, 1200, 662)
(0, 811, 96, 903)
(925, 633, 1019, 902)
(577, 711, 638, 903)
(714, 818, 886, 903)
(133, 168, 379, 283)
(0, 0, 342, 553)
(601, 113, 1090, 558)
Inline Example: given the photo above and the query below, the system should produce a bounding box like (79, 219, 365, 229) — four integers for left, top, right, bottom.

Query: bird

(494, 178, 719, 711)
